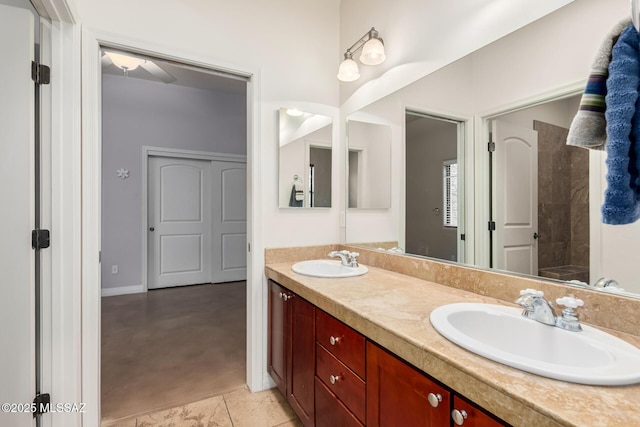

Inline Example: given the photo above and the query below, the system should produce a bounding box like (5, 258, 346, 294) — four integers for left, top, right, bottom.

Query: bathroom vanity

(265, 245, 640, 427)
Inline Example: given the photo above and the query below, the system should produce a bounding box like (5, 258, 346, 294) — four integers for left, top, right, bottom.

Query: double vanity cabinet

(268, 279, 506, 427)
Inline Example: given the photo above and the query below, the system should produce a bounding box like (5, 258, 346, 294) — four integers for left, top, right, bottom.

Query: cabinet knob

(427, 393, 442, 408)
(279, 292, 284, 300)
(451, 409, 468, 425)
(329, 336, 341, 345)
(329, 374, 341, 385)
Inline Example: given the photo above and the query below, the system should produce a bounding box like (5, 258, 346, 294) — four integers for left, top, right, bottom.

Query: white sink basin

(291, 259, 368, 278)
(430, 303, 640, 385)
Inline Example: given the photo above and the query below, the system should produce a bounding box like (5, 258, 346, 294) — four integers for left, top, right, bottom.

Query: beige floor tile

(135, 395, 232, 427)
(274, 419, 304, 427)
(224, 387, 298, 427)
(100, 418, 137, 427)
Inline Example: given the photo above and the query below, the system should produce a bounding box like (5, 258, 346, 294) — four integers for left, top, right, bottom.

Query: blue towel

(602, 24, 640, 224)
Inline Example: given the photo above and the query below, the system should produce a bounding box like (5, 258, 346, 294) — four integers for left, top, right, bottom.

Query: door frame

(81, 29, 262, 426)
(474, 81, 585, 269)
(142, 146, 247, 292)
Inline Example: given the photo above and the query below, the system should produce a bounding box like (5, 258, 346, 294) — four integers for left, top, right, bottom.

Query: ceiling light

(107, 52, 146, 71)
(337, 27, 386, 82)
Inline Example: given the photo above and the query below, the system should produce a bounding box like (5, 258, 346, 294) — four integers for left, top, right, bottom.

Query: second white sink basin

(430, 303, 640, 385)
(292, 259, 368, 278)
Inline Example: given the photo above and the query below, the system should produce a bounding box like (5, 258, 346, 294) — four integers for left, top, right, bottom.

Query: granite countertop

(265, 262, 640, 427)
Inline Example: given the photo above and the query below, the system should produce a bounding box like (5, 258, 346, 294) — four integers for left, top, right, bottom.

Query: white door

(493, 120, 539, 275)
(211, 161, 247, 283)
(0, 3, 36, 427)
(148, 156, 212, 289)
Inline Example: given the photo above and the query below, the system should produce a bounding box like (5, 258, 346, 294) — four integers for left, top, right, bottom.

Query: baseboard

(101, 284, 145, 297)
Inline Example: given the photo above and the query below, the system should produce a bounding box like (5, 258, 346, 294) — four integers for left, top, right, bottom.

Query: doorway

(405, 111, 465, 262)
(100, 48, 249, 422)
(488, 94, 589, 282)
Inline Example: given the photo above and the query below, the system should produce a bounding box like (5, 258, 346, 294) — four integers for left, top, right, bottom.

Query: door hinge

(31, 61, 51, 85)
(32, 229, 50, 250)
(488, 221, 496, 231)
(32, 393, 51, 417)
(460, 233, 466, 241)
(248, 242, 251, 252)
(488, 141, 496, 152)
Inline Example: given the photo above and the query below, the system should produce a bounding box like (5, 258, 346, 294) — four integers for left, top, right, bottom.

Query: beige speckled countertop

(265, 261, 640, 427)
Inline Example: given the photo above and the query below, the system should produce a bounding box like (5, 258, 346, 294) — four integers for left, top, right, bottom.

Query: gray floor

(101, 281, 247, 422)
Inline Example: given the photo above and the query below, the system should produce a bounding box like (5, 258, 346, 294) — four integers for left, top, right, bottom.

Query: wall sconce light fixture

(337, 27, 386, 82)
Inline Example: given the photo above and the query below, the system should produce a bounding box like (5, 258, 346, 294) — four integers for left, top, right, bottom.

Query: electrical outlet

(111, 265, 118, 274)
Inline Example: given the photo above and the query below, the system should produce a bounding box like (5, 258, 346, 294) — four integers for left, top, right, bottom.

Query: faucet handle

(349, 251, 360, 258)
(556, 296, 584, 309)
(520, 288, 544, 297)
(555, 296, 584, 332)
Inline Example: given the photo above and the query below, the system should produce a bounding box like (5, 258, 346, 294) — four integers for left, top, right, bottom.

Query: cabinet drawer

(316, 343, 366, 423)
(316, 309, 366, 378)
(315, 377, 364, 427)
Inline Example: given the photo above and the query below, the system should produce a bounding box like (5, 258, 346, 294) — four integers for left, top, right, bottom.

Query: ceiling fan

(101, 49, 177, 84)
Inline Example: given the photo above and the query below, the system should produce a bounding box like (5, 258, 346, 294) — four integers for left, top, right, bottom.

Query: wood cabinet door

(366, 342, 450, 427)
(287, 292, 316, 426)
(315, 377, 364, 427)
(452, 396, 508, 427)
(268, 280, 287, 395)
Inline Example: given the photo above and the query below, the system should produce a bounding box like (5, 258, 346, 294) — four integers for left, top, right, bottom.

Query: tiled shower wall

(535, 120, 589, 277)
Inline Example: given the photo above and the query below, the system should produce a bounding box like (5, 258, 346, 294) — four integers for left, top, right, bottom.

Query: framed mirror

(347, 119, 392, 209)
(344, 1, 640, 298)
(279, 108, 333, 208)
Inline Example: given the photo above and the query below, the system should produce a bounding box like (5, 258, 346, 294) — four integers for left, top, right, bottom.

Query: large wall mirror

(347, 119, 392, 209)
(345, 1, 640, 298)
(279, 108, 333, 208)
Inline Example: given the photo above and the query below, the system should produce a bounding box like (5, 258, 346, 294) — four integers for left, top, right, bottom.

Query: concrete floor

(101, 282, 247, 422)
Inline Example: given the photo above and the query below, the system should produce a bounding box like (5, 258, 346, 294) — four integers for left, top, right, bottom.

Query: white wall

(101, 74, 246, 292)
(347, 120, 391, 209)
(75, 0, 342, 249)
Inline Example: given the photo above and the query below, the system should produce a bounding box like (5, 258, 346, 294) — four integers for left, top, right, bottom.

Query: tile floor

(101, 386, 302, 427)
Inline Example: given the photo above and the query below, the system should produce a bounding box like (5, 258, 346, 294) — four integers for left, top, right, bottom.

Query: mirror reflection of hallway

(405, 112, 463, 262)
(100, 49, 248, 422)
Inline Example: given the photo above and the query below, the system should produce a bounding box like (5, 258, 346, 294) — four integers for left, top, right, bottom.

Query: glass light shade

(360, 38, 386, 65)
(287, 108, 304, 117)
(108, 52, 144, 71)
(337, 57, 360, 82)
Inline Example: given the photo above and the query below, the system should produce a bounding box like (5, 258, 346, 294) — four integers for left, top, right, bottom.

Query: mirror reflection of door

(405, 112, 463, 262)
(309, 146, 331, 207)
(489, 94, 590, 283)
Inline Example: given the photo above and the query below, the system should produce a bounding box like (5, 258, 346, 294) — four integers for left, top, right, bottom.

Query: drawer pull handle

(329, 336, 341, 345)
(427, 393, 442, 408)
(451, 409, 468, 425)
(329, 374, 341, 385)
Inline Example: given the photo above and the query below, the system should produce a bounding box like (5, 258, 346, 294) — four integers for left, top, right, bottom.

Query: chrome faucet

(328, 250, 360, 268)
(515, 289, 584, 332)
(515, 289, 556, 326)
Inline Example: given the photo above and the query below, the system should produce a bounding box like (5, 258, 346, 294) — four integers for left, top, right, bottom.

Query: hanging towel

(289, 184, 302, 207)
(601, 24, 640, 225)
(567, 17, 631, 150)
